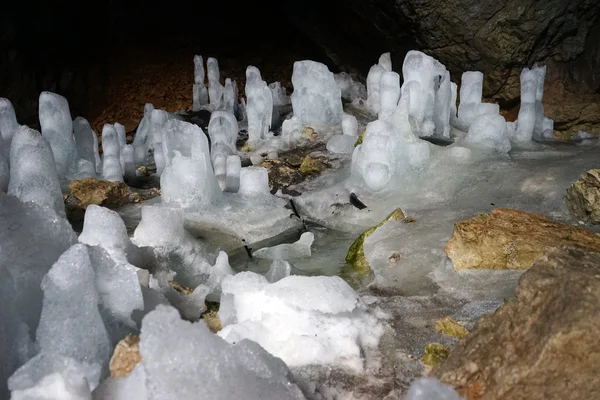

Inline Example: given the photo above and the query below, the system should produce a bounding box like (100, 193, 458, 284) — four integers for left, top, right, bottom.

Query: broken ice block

(8, 126, 65, 215)
(208, 111, 238, 160)
(0, 98, 19, 158)
(253, 232, 315, 259)
(101, 124, 123, 182)
(238, 167, 270, 197)
(246, 66, 273, 143)
(342, 113, 358, 136)
(291, 60, 343, 129)
(39, 92, 77, 182)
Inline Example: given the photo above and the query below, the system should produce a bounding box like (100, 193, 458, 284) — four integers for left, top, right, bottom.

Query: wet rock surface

(445, 208, 600, 270)
(566, 169, 600, 224)
(433, 246, 600, 400)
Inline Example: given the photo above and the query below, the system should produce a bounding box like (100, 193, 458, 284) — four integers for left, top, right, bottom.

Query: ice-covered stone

(463, 114, 511, 153)
(101, 125, 123, 182)
(136, 305, 306, 400)
(0, 98, 19, 157)
(8, 125, 65, 216)
(291, 60, 342, 129)
(218, 273, 383, 370)
(35, 244, 112, 387)
(73, 117, 99, 175)
(246, 66, 273, 143)
(253, 232, 314, 259)
(265, 259, 292, 283)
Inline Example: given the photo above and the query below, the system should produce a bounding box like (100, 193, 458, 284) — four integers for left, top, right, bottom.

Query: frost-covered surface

(218, 273, 384, 371)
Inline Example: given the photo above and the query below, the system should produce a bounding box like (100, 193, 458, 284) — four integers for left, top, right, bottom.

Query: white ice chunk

(137, 305, 306, 399)
(457, 71, 484, 129)
(207, 57, 220, 83)
(122, 144, 136, 182)
(291, 60, 343, 129)
(366, 63, 385, 114)
(433, 71, 452, 138)
(342, 113, 358, 136)
(78, 205, 135, 264)
(207, 57, 223, 109)
(218, 273, 383, 371)
(208, 111, 238, 160)
(92, 363, 146, 400)
(132, 104, 155, 165)
(8, 126, 65, 216)
(114, 123, 126, 171)
(11, 371, 91, 400)
(205, 251, 235, 302)
(265, 259, 292, 283)
(100, 124, 123, 182)
(405, 378, 463, 400)
(253, 232, 314, 259)
(379, 52, 392, 72)
(238, 167, 270, 197)
(193, 55, 205, 85)
(0, 133, 8, 191)
(326, 134, 357, 154)
(192, 55, 208, 110)
(0, 98, 19, 157)
(223, 79, 235, 114)
(463, 114, 511, 153)
(39, 92, 77, 182)
(281, 115, 303, 148)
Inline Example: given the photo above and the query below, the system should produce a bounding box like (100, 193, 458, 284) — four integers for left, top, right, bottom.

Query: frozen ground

(1, 50, 599, 399)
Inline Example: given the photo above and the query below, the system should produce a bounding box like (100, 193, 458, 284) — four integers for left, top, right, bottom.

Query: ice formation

(378, 71, 401, 121)
(94, 305, 307, 400)
(366, 55, 388, 114)
(11, 245, 112, 393)
(238, 167, 271, 197)
(207, 57, 223, 109)
(515, 65, 553, 142)
(160, 119, 221, 207)
(245, 66, 273, 144)
(456, 71, 499, 132)
(100, 124, 123, 182)
(39, 91, 77, 182)
(291, 60, 343, 130)
(462, 113, 511, 153)
(253, 232, 315, 259)
(132, 103, 155, 165)
(73, 117, 99, 175)
(269, 81, 290, 107)
(192, 55, 208, 111)
(0, 98, 18, 157)
(335, 72, 367, 102)
(265, 259, 292, 283)
(8, 125, 66, 216)
(218, 273, 383, 371)
(114, 123, 127, 171)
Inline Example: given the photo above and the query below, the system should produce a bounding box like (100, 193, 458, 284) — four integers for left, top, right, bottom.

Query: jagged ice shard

(291, 60, 343, 130)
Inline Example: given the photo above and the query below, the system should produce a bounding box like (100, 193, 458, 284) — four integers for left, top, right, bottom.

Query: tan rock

(433, 246, 600, 400)
(445, 208, 600, 270)
(566, 169, 600, 224)
(435, 317, 468, 339)
(259, 159, 302, 189)
(109, 334, 142, 378)
(298, 156, 327, 175)
(69, 178, 131, 209)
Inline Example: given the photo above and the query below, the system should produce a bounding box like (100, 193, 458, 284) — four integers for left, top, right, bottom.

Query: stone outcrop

(566, 169, 600, 224)
(433, 246, 600, 400)
(445, 208, 600, 270)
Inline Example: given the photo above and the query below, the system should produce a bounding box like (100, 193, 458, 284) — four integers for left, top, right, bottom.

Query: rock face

(292, 0, 600, 137)
(433, 246, 600, 400)
(109, 334, 142, 378)
(69, 178, 131, 209)
(566, 169, 600, 224)
(445, 208, 600, 270)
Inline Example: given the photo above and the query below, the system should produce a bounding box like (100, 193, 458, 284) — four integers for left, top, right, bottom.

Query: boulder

(69, 178, 131, 209)
(445, 208, 600, 270)
(433, 246, 600, 400)
(566, 169, 600, 224)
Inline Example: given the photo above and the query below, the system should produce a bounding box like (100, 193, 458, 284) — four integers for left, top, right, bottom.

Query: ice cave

(1, 0, 600, 399)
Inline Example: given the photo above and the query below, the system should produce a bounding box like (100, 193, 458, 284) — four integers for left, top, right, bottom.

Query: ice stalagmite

(39, 92, 77, 182)
(101, 124, 123, 182)
(0, 98, 19, 158)
(291, 60, 342, 130)
(193, 55, 208, 111)
(245, 66, 273, 144)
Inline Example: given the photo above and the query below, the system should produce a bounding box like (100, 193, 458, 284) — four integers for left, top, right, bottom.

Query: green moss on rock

(422, 343, 450, 367)
(354, 128, 366, 147)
